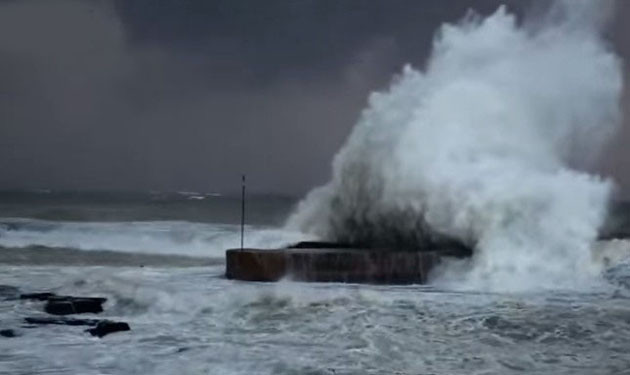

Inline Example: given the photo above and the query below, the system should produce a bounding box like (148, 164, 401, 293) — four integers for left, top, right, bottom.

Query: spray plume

(287, 0, 623, 290)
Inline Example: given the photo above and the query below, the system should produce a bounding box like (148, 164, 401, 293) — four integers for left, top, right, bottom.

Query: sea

(1, 190, 630, 375)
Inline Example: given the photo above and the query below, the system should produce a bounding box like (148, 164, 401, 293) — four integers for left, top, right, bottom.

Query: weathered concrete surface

(226, 249, 287, 282)
(225, 248, 442, 284)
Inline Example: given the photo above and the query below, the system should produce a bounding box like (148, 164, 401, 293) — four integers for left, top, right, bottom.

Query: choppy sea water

(1, 192, 630, 374)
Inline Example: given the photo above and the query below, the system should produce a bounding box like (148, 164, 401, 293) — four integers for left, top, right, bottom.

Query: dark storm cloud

(0, 0, 627, 196)
(600, 0, 630, 198)
(112, 0, 530, 85)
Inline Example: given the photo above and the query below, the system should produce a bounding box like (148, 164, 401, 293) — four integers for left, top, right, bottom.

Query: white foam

(288, 2, 622, 291)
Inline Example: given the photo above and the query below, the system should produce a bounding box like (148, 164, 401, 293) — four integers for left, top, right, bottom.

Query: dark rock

(24, 317, 130, 338)
(20, 292, 109, 318)
(24, 317, 101, 326)
(44, 301, 75, 315)
(45, 297, 106, 315)
(0, 329, 17, 338)
(86, 320, 130, 338)
(20, 292, 107, 308)
(20, 292, 57, 301)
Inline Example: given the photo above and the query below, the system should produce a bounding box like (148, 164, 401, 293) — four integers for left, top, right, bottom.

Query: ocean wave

(0, 218, 310, 257)
(0, 245, 221, 267)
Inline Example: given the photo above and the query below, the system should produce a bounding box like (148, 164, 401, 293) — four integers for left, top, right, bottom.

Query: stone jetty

(225, 241, 470, 284)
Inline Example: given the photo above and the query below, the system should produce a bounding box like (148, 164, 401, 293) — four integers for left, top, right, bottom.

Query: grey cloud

(0, 0, 627, 197)
(599, 0, 630, 198)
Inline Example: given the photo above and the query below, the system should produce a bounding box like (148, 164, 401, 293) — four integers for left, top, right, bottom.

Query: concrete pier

(225, 247, 443, 284)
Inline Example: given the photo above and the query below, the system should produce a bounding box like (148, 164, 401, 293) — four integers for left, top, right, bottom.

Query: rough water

(3, 266, 630, 375)
(1, 191, 630, 374)
(2, 2, 630, 374)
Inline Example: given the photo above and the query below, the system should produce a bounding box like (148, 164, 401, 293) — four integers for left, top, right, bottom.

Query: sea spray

(287, 1, 623, 290)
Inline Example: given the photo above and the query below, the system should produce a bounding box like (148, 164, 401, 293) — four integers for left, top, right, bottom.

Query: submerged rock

(20, 292, 56, 301)
(24, 317, 131, 338)
(86, 321, 130, 338)
(14, 291, 128, 338)
(45, 297, 106, 315)
(0, 329, 17, 338)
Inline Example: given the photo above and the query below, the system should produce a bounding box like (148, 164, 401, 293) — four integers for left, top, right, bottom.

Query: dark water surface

(0, 190, 295, 225)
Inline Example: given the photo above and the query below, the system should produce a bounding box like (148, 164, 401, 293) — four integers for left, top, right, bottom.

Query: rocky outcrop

(86, 321, 131, 338)
(10, 291, 130, 338)
(20, 292, 107, 315)
(44, 297, 106, 315)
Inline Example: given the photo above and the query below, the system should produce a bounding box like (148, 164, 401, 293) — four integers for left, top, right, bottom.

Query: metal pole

(240, 174, 245, 250)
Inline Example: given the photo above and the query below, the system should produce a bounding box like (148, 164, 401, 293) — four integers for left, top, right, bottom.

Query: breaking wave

(288, 1, 623, 290)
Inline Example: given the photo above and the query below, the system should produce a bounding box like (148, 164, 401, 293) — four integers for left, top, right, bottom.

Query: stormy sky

(0, 0, 628, 196)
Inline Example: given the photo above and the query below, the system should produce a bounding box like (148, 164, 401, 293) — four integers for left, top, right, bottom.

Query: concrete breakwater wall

(225, 246, 449, 284)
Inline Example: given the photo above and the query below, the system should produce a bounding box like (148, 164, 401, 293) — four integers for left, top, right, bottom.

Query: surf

(287, 1, 623, 291)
